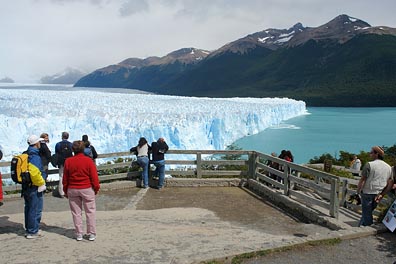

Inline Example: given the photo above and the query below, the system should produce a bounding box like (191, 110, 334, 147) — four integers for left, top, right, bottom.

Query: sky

(1, 0, 396, 83)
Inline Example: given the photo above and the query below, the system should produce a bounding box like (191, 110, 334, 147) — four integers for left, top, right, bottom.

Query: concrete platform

(0, 181, 390, 264)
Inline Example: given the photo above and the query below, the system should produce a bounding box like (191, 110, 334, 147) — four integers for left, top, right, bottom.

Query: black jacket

(39, 142, 52, 166)
(151, 141, 169, 161)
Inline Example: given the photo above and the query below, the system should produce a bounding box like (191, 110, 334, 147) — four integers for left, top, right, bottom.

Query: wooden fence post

(329, 178, 340, 218)
(340, 179, 348, 207)
(248, 152, 257, 179)
(196, 152, 202, 178)
(283, 164, 289, 196)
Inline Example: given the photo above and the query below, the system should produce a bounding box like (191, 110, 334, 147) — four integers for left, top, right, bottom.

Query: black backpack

(57, 141, 73, 166)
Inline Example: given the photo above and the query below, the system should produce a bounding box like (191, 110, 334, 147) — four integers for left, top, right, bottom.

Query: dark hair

(286, 150, 294, 162)
(278, 150, 286, 159)
(62, 131, 69, 140)
(82, 135, 89, 142)
(72, 140, 85, 154)
(138, 137, 147, 148)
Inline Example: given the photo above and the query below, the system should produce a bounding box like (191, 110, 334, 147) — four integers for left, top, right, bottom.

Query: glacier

(0, 84, 307, 162)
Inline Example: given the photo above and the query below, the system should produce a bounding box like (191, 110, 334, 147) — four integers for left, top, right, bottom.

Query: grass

(200, 238, 342, 264)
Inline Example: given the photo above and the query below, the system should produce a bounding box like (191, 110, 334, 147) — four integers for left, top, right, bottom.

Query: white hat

(27, 135, 44, 145)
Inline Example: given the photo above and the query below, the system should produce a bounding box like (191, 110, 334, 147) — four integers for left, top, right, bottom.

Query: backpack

(10, 153, 31, 184)
(84, 146, 93, 159)
(57, 141, 73, 166)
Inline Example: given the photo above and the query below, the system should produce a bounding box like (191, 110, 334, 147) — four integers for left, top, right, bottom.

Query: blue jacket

(27, 146, 47, 182)
(55, 140, 73, 154)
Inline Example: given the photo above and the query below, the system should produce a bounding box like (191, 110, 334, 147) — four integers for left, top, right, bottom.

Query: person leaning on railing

(130, 137, 151, 188)
(150, 137, 169, 190)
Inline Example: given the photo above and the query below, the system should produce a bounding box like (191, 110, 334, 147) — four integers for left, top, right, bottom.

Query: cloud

(1, 0, 396, 83)
(119, 0, 149, 16)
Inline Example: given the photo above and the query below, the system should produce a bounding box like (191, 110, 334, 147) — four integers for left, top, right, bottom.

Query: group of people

(7, 132, 101, 241)
(264, 146, 396, 228)
(130, 137, 169, 190)
(1, 136, 395, 239)
(265, 149, 294, 183)
(1, 132, 168, 241)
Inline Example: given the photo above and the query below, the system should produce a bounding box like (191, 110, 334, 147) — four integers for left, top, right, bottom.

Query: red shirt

(63, 153, 100, 195)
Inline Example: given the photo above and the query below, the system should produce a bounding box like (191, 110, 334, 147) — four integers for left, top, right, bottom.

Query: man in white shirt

(357, 146, 391, 226)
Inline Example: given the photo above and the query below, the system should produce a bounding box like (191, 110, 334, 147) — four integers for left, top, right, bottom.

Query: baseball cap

(27, 135, 44, 145)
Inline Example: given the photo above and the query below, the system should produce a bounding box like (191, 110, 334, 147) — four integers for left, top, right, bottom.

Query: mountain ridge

(74, 14, 396, 106)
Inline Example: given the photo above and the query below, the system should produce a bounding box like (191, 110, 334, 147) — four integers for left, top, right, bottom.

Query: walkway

(0, 181, 391, 264)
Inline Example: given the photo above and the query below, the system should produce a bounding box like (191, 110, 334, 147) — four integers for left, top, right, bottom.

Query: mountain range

(74, 14, 396, 106)
(0, 77, 14, 83)
(41, 67, 86, 84)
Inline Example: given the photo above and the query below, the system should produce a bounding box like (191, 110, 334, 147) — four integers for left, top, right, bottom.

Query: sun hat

(372, 146, 384, 156)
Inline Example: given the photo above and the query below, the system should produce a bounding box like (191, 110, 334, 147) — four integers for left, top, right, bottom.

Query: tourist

(375, 166, 396, 203)
(25, 135, 47, 239)
(130, 137, 151, 188)
(54, 132, 73, 198)
(82, 134, 98, 162)
(63, 140, 100, 241)
(39, 133, 51, 176)
(350, 155, 362, 176)
(285, 150, 294, 162)
(150, 137, 169, 190)
(357, 146, 391, 226)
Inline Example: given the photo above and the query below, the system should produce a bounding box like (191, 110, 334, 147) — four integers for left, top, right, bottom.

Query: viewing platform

(0, 150, 391, 263)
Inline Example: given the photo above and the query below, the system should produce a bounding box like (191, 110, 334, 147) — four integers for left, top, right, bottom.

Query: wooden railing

(250, 152, 340, 218)
(0, 149, 368, 219)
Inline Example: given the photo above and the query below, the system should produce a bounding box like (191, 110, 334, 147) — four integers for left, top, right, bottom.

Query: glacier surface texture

(0, 86, 306, 162)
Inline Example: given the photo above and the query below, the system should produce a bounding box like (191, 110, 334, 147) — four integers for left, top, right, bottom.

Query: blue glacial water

(234, 107, 396, 164)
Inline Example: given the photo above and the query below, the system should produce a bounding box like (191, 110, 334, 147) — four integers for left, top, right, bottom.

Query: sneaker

(76, 234, 83, 241)
(88, 234, 96, 241)
(26, 233, 43, 239)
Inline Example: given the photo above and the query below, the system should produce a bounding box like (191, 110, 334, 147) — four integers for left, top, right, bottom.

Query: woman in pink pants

(63, 141, 100, 241)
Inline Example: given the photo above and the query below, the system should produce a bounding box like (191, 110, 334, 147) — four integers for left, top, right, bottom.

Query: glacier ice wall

(0, 85, 306, 161)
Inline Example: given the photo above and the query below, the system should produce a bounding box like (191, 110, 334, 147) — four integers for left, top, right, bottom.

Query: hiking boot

(76, 234, 83, 241)
(88, 234, 96, 241)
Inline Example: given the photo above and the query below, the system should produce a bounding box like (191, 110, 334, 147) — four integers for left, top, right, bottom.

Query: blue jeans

(137, 156, 149, 187)
(153, 160, 165, 188)
(24, 186, 43, 234)
(359, 193, 377, 226)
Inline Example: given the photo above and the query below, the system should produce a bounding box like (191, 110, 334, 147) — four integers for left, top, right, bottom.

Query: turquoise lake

(234, 107, 396, 164)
